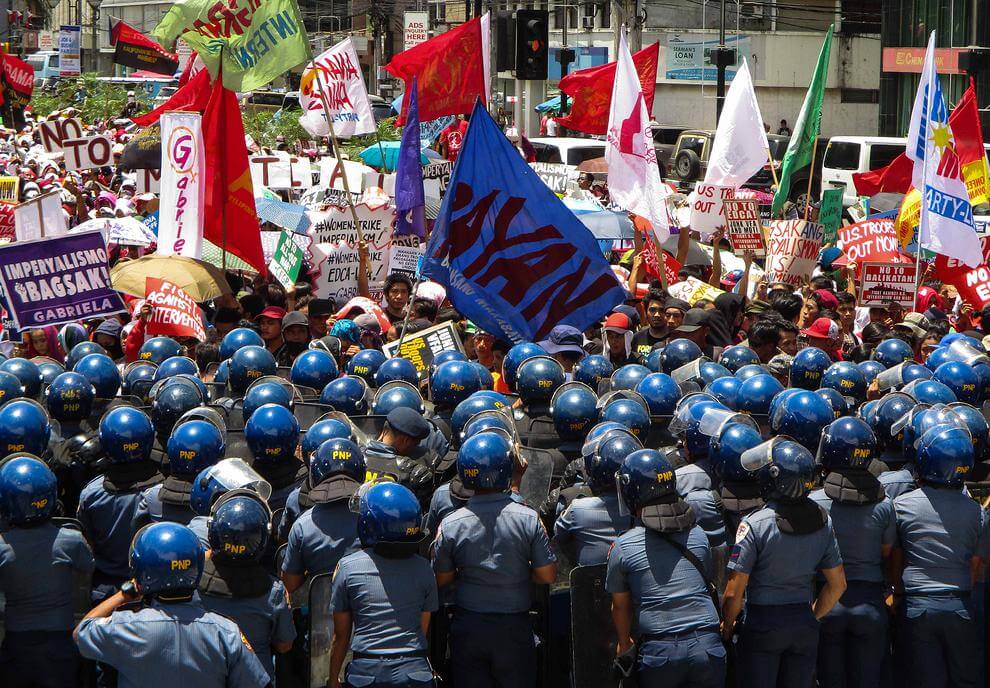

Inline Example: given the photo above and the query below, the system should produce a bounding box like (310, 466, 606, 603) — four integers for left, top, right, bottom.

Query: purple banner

(0, 230, 126, 330)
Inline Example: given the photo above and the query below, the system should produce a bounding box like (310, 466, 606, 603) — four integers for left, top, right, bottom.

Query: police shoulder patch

(735, 521, 751, 542)
(241, 631, 254, 652)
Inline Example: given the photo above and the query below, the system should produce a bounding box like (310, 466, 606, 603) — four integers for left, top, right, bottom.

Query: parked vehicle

(821, 136, 906, 205)
(27, 51, 60, 85)
(661, 129, 787, 191)
(528, 137, 607, 166)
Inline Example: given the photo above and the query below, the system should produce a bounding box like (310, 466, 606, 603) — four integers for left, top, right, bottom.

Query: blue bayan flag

(422, 100, 624, 343)
(395, 78, 426, 238)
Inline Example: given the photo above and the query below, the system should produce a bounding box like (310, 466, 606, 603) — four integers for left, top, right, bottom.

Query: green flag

(154, 0, 311, 93)
(771, 25, 832, 216)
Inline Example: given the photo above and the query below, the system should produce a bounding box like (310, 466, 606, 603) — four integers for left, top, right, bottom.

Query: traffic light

(515, 9, 548, 80)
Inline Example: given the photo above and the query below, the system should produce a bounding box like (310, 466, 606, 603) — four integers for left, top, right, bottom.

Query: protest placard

(382, 321, 464, 379)
(818, 188, 844, 245)
(14, 192, 65, 242)
(0, 177, 20, 204)
(688, 184, 734, 236)
(0, 230, 126, 329)
(666, 276, 726, 305)
(268, 232, 304, 289)
(62, 135, 114, 171)
(529, 162, 579, 195)
(764, 220, 824, 286)
(933, 254, 990, 309)
(250, 152, 313, 189)
(136, 169, 161, 195)
(319, 157, 372, 191)
(423, 160, 452, 200)
(388, 236, 424, 279)
(722, 198, 765, 256)
(144, 277, 207, 341)
(837, 218, 902, 274)
(859, 262, 917, 308)
(38, 117, 83, 153)
(0, 205, 15, 242)
(309, 203, 394, 303)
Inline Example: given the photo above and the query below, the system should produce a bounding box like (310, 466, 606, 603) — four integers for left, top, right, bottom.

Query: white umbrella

(70, 216, 157, 246)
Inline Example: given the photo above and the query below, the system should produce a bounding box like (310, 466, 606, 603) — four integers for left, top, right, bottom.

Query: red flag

(851, 152, 913, 196)
(202, 73, 266, 275)
(131, 67, 211, 126)
(386, 16, 488, 125)
(557, 43, 659, 136)
(177, 51, 205, 89)
(933, 253, 990, 309)
(109, 17, 178, 75)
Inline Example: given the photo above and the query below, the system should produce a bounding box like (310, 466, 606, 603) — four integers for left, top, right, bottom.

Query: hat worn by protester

(281, 311, 309, 332)
(353, 313, 383, 336)
(538, 325, 586, 356)
(386, 407, 431, 441)
(612, 304, 640, 329)
(666, 297, 691, 313)
(894, 312, 931, 339)
(813, 289, 839, 311)
(94, 318, 122, 340)
(255, 306, 286, 322)
(604, 312, 634, 333)
(674, 308, 712, 334)
(308, 298, 335, 317)
(801, 317, 840, 341)
(744, 299, 771, 316)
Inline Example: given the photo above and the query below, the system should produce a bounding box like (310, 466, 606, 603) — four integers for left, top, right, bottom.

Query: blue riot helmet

(65, 341, 106, 371)
(35, 359, 64, 386)
(309, 438, 366, 503)
(290, 349, 340, 390)
(635, 373, 681, 415)
(516, 356, 565, 404)
(373, 357, 419, 388)
(574, 354, 614, 389)
(742, 437, 817, 501)
(704, 376, 742, 410)
(659, 339, 703, 374)
(790, 347, 831, 390)
(0, 358, 42, 398)
(153, 356, 199, 383)
(190, 459, 272, 517)
(644, 349, 664, 373)
(616, 449, 679, 513)
(122, 361, 157, 400)
(166, 420, 226, 478)
(0, 454, 57, 525)
(768, 388, 804, 422)
(699, 361, 732, 385)
(473, 390, 510, 408)
(457, 431, 514, 491)
(357, 482, 424, 548)
(228, 346, 277, 396)
(208, 491, 272, 561)
(734, 364, 768, 381)
(138, 337, 183, 365)
(129, 522, 204, 595)
(903, 363, 933, 385)
(346, 349, 388, 385)
(933, 361, 981, 405)
(301, 416, 354, 458)
(857, 361, 886, 385)
(916, 425, 974, 488)
(550, 383, 599, 442)
(431, 360, 482, 408)
(820, 362, 867, 401)
(599, 396, 651, 440)
(669, 395, 726, 458)
(872, 338, 914, 369)
(373, 381, 426, 415)
(150, 378, 205, 435)
(817, 417, 877, 470)
(736, 373, 784, 415)
(719, 345, 760, 373)
(0, 371, 22, 408)
(99, 406, 155, 464)
(925, 345, 953, 371)
(584, 428, 643, 491)
(242, 380, 295, 421)
(58, 325, 90, 364)
(502, 343, 545, 391)
(320, 376, 369, 414)
(470, 362, 494, 391)
(452, 393, 509, 442)
(74, 353, 121, 399)
(45, 372, 95, 422)
(709, 422, 764, 483)
(871, 392, 916, 454)
(858, 398, 881, 424)
(947, 402, 990, 463)
(609, 364, 651, 392)
(770, 390, 834, 452)
(972, 363, 990, 400)
(214, 360, 230, 386)
(245, 404, 300, 464)
(0, 399, 50, 458)
(903, 405, 967, 456)
(430, 350, 468, 374)
(219, 328, 265, 362)
(902, 379, 957, 405)
(462, 410, 518, 442)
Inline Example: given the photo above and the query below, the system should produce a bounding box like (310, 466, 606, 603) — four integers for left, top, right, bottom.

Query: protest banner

(722, 197, 765, 256)
(0, 230, 126, 330)
(859, 262, 917, 308)
(422, 160, 452, 199)
(666, 276, 726, 305)
(421, 115, 455, 147)
(319, 157, 372, 191)
(136, 169, 162, 195)
(298, 38, 376, 138)
(688, 184, 734, 236)
(249, 152, 313, 189)
(382, 321, 464, 379)
(38, 118, 84, 154)
(14, 192, 65, 242)
(309, 203, 394, 303)
(933, 253, 990, 309)
(387, 236, 425, 278)
(144, 277, 207, 341)
(158, 112, 204, 259)
(764, 219, 824, 286)
(0, 177, 20, 204)
(268, 232, 304, 289)
(62, 135, 115, 171)
(529, 162, 579, 195)
(818, 188, 844, 244)
(837, 218, 902, 274)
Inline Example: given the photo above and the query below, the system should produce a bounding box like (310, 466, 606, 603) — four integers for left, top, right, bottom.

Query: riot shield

(226, 402, 246, 431)
(518, 447, 554, 510)
(225, 430, 250, 460)
(570, 564, 619, 688)
(276, 366, 293, 381)
(294, 403, 334, 431)
(308, 572, 334, 688)
(644, 416, 677, 449)
(205, 382, 227, 402)
(349, 415, 388, 443)
(295, 385, 320, 402)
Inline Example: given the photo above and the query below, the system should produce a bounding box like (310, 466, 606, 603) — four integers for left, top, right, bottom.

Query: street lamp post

(85, 0, 101, 73)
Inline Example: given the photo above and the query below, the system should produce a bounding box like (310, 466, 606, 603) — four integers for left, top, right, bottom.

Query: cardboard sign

(318, 157, 371, 191)
(250, 152, 313, 190)
(14, 192, 65, 242)
(0, 230, 126, 329)
(529, 162, 579, 195)
(666, 276, 726, 305)
(309, 203, 394, 303)
(722, 198, 765, 256)
(268, 231, 304, 289)
(0, 204, 14, 241)
(933, 253, 990, 309)
(818, 188, 844, 245)
(837, 218, 902, 275)
(859, 262, 917, 308)
(38, 117, 84, 153)
(144, 277, 207, 341)
(381, 321, 464, 380)
(765, 220, 824, 286)
(62, 135, 114, 171)
(136, 169, 161, 195)
(387, 236, 424, 278)
(688, 184, 734, 236)
(423, 160, 452, 200)
(0, 176, 19, 205)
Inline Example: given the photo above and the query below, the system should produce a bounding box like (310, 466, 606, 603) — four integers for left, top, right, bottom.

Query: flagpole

(219, 46, 227, 273)
(394, 272, 425, 352)
(765, 146, 780, 189)
(802, 136, 820, 221)
(914, 34, 934, 312)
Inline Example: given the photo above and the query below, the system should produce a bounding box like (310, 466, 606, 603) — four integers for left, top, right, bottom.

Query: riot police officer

(721, 438, 846, 688)
(0, 455, 95, 687)
(670, 395, 728, 546)
(432, 430, 557, 688)
(74, 522, 270, 687)
(245, 403, 306, 510)
(199, 491, 295, 680)
(606, 449, 724, 688)
(364, 407, 435, 505)
(329, 482, 437, 688)
(428, 360, 482, 438)
(514, 356, 565, 447)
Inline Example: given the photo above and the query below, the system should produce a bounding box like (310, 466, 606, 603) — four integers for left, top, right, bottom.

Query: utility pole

(711, 0, 735, 124)
(559, 5, 574, 114)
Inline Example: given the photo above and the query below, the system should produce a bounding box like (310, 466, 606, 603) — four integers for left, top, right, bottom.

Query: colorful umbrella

(110, 255, 232, 302)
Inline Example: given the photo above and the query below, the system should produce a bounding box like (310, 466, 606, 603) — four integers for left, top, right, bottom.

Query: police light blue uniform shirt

(424, 482, 464, 537)
(727, 503, 843, 605)
(676, 463, 726, 547)
(282, 500, 361, 576)
(0, 522, 94, 631)
(75, 599, 271, 688)
(331, 549, 439, 653)
(605, 525, 720, 634)
(810, 488, 896, 582)
(879, 466, 916, 501)
(199, 580, 296, 678)
(432, 492, 556, 613)
(187, 515, 210, 547)
(554, 491, 631, 566)
(77, 475, 143, 579)
(132, 484, 196, 530)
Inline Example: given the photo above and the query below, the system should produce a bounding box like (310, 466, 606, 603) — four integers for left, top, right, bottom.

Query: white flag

(906, 32, 981, 268)
(299, 38, 377, 139)
(704, 60, 769, 188)
(158, 112, 204, 259)
(605, 30, 670, 242)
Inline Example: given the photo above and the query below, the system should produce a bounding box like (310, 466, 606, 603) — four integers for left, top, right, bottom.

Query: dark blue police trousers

(817, 582, 887, 688)
(637, 629, 726, 688)
(737, 603, 820, 688)
(0, 630, 78, 688)
(449, 609, 536, 688)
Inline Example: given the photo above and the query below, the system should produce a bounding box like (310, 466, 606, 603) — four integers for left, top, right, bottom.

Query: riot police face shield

(946, 340, 990, 367)
(198, 458, 272, 503)
(876, 361, 908, 392)
(668, 393, 719, 436)
(671, 357, 709, 386)
(740, 437, 786, 476)
(699, 407, 759, 439)
(595, 390, 650, 416)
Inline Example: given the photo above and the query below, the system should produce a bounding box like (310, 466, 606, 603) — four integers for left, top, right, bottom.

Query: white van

(821, 136, 906, 205)
(26, 51, 60, 85)
(528, 137, 606, 166)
